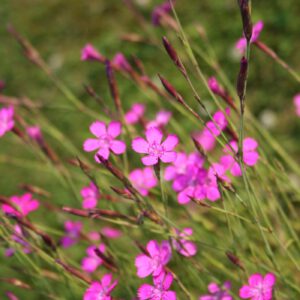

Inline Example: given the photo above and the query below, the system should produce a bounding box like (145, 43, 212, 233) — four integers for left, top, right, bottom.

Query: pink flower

(129, 167, 158, 196)
(208, 77, 224, 95)
(2, 193, 39, 217)
(138, 272, 176, 300)
(199, 281, 232, 300)
(84, 274, 118, 300)
(26, 126, 43, 143)
(172, 227, 197, 257)
(5, 225, 31, 257)
(194, 109, 229, 152)
(125, 103, 146, 125)
(112, 53, 132, 72)
(0, 106, 14, 137)
(135, 240, 172, 278)
(220, 138, 259, 177)
(236, 21, 264, 54)
(5, 292, 19, 300)
(60, 221, 82, 248)
(81, 244, 106, 273)
(164, 152, 204, 182)
(239, 273, 276, 300)
(83, 120, 126, 163)
(146, 110, 172, 129)
(81, 44, 104, 62)
(81, 182, 101, 209)
(294, 94, 300, 116)
(151, 1, 175, 26)
(132, 127, 178, 166)
(101, 227, 122, 239)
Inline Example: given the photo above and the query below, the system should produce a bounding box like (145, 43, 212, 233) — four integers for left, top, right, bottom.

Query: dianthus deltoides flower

(81, 181, 101, 209)
(60, 220, 82, 248)
(129, 167, 158, 196)
(81, 44, 104, 62)
(81, 244, 106, 273)
(2, 193, 39, 217)
(171, 227, 197, 257)
(135, 240, 172, 278)
(239, 273, 276, 300)
(199, 281, 232, 300)
(132, 127, 178, 166)
(138, 272, 176, 300)
(83, 120, 126, 163)
(0, 106, 14, 137)
(84, 273, 118, 300)
(125, 103, 146, 125)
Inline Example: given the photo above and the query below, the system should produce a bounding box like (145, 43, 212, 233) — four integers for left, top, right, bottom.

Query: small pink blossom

(0, 106, 14, 137)
(138, 272, 176, 300)
(208, 77, 225, 95)
(60, 221, 82, 248)
(146, 111, 172, 129)
(294, 94, 300, 116)
(112, 53, 132, 72)
(239, 273, 276, 300)
(125, 103, 146, 125)
(82, 244, 106, 273)
(199, 281, 232, 300)
(135, 240, 172, 278)
(83, 120, 126, 163)
(194, 109, 229, 152)
(81, 182, 101, 209)
(236, 21, 264, 54)
(84, 274, 118, 300)
(26, 126, 43, 143)
(2, 193, 39, 217)
(5, 292, 19, 300)
(101, 227, 122, 239)
(151, 1, 175, 26)
(81, 44, 104, 62)
(172, 227, 197, 257)
(129, 167, 158, 196)
(132, 127, 178, 166)
(220, 138, 259, 177)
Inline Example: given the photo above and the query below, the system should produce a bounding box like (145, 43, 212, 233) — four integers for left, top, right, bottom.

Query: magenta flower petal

(110, 140, 126, 154)
(135, 254, 154, 278)
(161, 134, 179, 151)
(239, 285, 254, 298)
(208, 282, 220, 293)
(95, 147, 110, 161)
(132, 137, 149, 154)
(81, 257, 100, 273)
(164, 291, 177, 300)
(264, 273, 276, 286)
(90, 121, 106, 137)
(146, 127, 163, 144)
(108, 121, 122, 138)
(160, 151, 177, 163)
(243, 152, 259, 166)
(243, 137, 258, 151)
(142, 155, 159, 166)
(147, 240, 160, 257)
(138, 284, 154, 300)
(83, 139, 101, 152)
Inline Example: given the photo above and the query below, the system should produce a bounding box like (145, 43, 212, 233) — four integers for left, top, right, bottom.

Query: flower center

(99, 134, 113, 148)
(148, 142, 164, 157)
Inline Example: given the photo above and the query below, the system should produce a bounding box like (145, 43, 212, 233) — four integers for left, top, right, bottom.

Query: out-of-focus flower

(146, 111, 172, 129)
(83, 121, 126, 163)
(0, 106, 14, 137)
(129, 167, 158, 196)
(26, 126, 43, 143)
(60, 221, 82, 248)
(101, 227, 122, 239)
(135, 240, 172, 278)
(6, 292, 19, 300)
(5, 225, 31, 257)
(235, 21, 264, 54)
(151, 1, 175, 26)
(81, 182, 101, 209)
(84, 274, 118, 300)
(125, 103, 145, 125)
(220, 138, 259, 177)
(112, 53, 132, 72)
(172, 227, 197, 257)
(294, 94, 300, 117)
(199, 281, 232, 300)
(82, 244, 106, 273)
(208, 77, 225, 95)
(81, 44, 104, 62)
(239, 273, 276, 300)
(132, 127, 178, 166)
(138, 272, 176, 300)
(2, 193, 39, 217)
